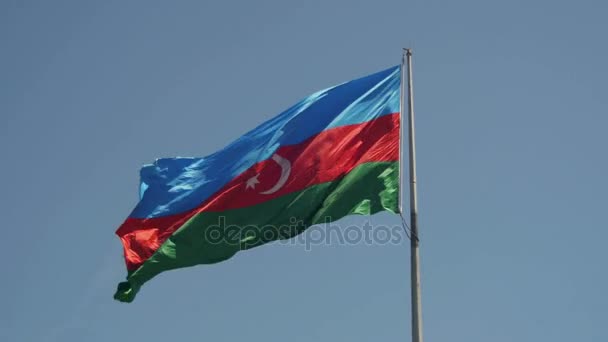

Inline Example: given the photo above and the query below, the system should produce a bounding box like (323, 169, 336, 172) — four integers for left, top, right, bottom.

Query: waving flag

(114, 66, 401, 302)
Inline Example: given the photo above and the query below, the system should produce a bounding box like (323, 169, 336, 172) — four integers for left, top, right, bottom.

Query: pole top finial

(404, 48, 413, 56)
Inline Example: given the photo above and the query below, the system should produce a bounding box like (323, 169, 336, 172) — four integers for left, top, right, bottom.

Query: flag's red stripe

(117, 113, 399, 270)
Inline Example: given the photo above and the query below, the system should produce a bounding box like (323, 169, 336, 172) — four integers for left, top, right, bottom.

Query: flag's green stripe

(115, 161, 398, 302)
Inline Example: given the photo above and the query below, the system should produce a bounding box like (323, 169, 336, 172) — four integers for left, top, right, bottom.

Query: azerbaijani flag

(114, 66, 401, 302)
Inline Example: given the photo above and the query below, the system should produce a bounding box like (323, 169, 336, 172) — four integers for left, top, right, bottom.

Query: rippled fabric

(130, 66, 400, 219)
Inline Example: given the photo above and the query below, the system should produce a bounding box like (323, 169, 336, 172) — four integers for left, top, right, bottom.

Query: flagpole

(402, 48, 424, 342)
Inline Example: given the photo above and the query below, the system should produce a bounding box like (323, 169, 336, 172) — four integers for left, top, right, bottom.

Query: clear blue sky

(1, 0, 607, 341)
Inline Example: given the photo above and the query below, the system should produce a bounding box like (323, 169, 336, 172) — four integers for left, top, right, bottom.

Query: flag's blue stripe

(130, 66, 400, 219)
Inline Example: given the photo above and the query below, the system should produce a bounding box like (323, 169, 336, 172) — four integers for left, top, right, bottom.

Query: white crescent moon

(260, 154, 291, 195)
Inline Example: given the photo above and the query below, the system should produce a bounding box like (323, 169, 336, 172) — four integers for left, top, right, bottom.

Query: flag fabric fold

(114, 66, 401, 302)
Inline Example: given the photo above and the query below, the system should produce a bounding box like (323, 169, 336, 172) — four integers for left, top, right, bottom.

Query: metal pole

(403, 48, 423, 342)
(398, 56, 405, 214)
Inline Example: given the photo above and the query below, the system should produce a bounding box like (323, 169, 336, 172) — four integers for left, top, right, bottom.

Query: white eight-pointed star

(245, 174, 260, 189)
